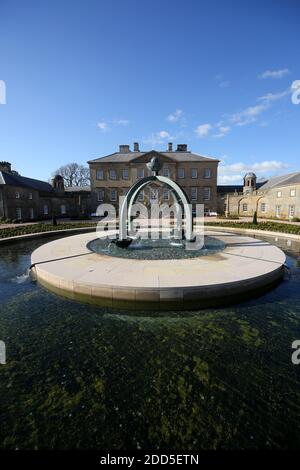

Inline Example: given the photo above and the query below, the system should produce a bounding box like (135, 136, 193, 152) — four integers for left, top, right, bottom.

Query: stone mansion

(88, 143, 219, 214)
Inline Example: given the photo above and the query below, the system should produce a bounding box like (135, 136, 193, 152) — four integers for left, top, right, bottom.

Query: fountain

(30, 156, 286, 310)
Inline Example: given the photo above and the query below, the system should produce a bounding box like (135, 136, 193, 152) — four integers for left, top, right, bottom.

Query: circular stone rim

(30, 230, 286, 311)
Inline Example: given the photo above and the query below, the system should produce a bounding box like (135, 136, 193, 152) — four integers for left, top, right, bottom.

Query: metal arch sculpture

(118, 174, 194, 243)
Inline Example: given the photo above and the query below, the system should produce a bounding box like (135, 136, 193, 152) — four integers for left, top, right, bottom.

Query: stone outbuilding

(0, 161, 91, 221)
(217, 171, 300, 220)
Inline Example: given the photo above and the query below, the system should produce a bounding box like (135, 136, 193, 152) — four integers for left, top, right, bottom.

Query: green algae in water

(0, 234, 300, 449)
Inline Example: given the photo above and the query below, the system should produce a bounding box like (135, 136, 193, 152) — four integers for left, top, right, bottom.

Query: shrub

(206, 220, 300, 235)
(218, 214, 239, 220)
(0, 221, 98, 238)
(252, 211, 258, 225)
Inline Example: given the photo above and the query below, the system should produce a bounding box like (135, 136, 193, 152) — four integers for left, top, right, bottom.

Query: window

(122, 168, 129, 180)
(97, 189, 104, 202)
(289, 205, 295, 218)
(16, 208, 22, 220)
(61, 204, 66, 215)
(275, 205, 281, 218)
(43, 205, 48, 215)
(242, 203, 248, 212)
(277, 191, 282, 198)
(204, 187, 211, 201)
(260, 202, 266, 213)
(191, 168, 198, 179)
(110, 189, 117, 202)
(204, 168, 212, 179)
(191, 188, 197, 201)
(109, 169, 116, 180)
(163, 189, 169, 201)
(29, 192, 33, 200)
(150, 189, 158, 202)
(163, 167, 170, 177)
(178, 168, 185, 179)
(29, 208, 34, 219)
(96, 169, 104, 180)
(138, 190, 144, 201)
(15, 192, 20, 199)
(137, 168, 144, 179)
(290, 189, 296, 197)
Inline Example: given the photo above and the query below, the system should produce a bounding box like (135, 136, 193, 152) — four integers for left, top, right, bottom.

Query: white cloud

(259, 68, 290, 79)
(97, 121, 110, 132)
(195, 123, 212, 137)
(229, 103, 269, 126)
(112, 119, 130, 126)
(218, 174, 244, 184)
(218, 159, 289, 184)
(143, 130, 174, 146)
(158, 130, 171, 139)
(213, 125, 230, 138)
(252, 160, 288, 171)
(97, 118, 130, 131)
(167, 109, 183, 122)
(258, 90, 290, 103)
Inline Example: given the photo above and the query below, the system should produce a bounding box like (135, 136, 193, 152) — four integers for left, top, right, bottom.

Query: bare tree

(52, 163, 90, 187)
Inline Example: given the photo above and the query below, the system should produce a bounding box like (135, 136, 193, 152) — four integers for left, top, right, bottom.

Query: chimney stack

(176, 144, 187, 152)
(119, 144, 131, 153)
(168, 142, 173, 152)
(133, 142, 139, 152)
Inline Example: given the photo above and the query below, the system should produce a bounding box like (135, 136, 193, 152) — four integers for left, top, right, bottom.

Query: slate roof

(217, 181, 266, 194)
(258, 171, 300, 190)
(217, 185, 244, 193)
(88, 150, 219, 164)
(0, 170, 53, 192)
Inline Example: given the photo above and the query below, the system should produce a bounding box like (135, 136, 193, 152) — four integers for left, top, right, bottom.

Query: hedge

(0, 222, 98, 239)
(206, 221, 300, 235)
(1, 220, 300, 239)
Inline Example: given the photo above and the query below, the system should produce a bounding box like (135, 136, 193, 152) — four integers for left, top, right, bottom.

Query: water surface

(0, 233, 300, 449)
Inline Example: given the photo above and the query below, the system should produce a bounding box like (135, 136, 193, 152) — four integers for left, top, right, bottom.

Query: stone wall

(224, 183, 300, 220)
(0, 185, 91, 221)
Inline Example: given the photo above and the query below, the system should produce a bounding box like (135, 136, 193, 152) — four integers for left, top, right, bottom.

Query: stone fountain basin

(31, 230, 286, 310)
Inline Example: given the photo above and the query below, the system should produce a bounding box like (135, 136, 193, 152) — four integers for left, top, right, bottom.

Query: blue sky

(0, 0, 299, 184)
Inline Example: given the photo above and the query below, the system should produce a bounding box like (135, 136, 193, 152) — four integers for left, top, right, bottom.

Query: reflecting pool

(0, 233, 300, 449)
(88, 235, 225, 260)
